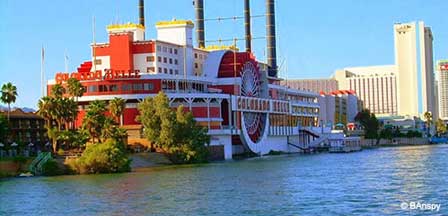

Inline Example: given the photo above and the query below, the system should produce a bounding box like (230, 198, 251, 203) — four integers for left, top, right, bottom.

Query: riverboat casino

(47, 0, 321, 159)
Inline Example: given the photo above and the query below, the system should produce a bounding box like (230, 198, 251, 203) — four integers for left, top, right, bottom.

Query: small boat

(18, 172, 34, 177)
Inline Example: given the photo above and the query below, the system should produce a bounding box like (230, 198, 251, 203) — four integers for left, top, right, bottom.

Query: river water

(1, 144, 447, 216)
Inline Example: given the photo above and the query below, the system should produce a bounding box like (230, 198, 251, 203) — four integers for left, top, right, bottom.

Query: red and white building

(47, 1, 321, 159)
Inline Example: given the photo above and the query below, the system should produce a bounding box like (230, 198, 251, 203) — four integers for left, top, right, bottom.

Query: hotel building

(334, 21, 437, 118)
(333, 65, 398, 116)
(437, 60, 448, 121)
(281, 79, 338, 94)
(394, 21, 436, 118)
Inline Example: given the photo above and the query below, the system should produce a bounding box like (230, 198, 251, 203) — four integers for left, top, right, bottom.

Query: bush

(41, 159, 62, 176)
(57, 149, 65, 156)
(73, 139, 131, 174)
(13, 156, 28, 172)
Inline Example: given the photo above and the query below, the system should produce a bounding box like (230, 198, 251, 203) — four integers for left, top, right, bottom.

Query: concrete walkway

(130, 152, 172, 171)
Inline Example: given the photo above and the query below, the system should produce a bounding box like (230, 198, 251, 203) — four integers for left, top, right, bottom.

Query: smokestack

(244, 0, 252, 52)
(266, 0, 277, 77)
(194, 0, 205, 48)
(139, 0, 145, 27)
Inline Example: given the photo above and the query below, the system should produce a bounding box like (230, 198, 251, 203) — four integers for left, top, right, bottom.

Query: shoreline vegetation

(1, 81, 447, 178)
(34, 83, 211, 176)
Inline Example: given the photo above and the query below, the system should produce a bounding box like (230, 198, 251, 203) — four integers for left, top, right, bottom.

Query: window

(169, 69, 173, 74)
(175, 69, 179, 75)
(174, 49, 178, 54)
(88, 85, 97, 92)
(94, 59, 102, 65)
(163, 57, 167, 63)
(169, 58, 173, 64)
(133, 83, 143, 91)
(158, 67, 162, 73)
(194, 53, 198, 58)
(169, 48, 173, 54)
(147, 67, 155, 73)
(158, 56, 162, 62)
(163, 47, 167, 52)
(144, 83, 154, 91)
(99, 85, 108, 92)
(157, 45, 161, 51)
(109, 85, 118, 92)
(174, 59, 178, 65)
(122, 84, 131, 91)
(195, 63, 198, 69)
(164, 68, 168, 73)
(146, 56, 155, 62)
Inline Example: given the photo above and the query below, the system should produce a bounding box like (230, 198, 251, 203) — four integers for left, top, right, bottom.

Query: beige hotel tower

(334, 21, 437, 118)
(394, 21, 436, 118)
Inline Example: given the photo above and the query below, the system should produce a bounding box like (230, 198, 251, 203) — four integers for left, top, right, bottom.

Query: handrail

(29, 152, 52, 175)
(28, 152, 45, 174)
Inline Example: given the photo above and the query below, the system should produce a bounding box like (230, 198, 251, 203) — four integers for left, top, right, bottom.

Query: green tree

(423, 111, 432, 137)
(71, 139, 131, 174)
(0, 113, 8, 143)
(82, 100, 107, 143)
(379, 127, 393, 140)
(137, 93, 165, 151)
(1, 82, 18, 121)
(66, 78, 86, 101)
(435, 118, 447, 136)
(109, 97, 126, 126)
(51, 84, 65, 99)
(137, 92, 209, 163)
(355, 109, 379, 139)
(37, 96, 54, 129)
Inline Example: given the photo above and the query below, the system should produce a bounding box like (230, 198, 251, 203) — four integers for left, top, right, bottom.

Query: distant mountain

(0, 105, 36, 113)
(21, 107, 36, 113)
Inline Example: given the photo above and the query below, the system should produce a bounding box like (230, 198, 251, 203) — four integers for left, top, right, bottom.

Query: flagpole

(41, 45, 45, 97)
(93, 15, 97, 73)
(64, 49, 68, 73)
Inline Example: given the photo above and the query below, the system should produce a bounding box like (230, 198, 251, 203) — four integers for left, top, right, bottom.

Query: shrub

(12, 156, 27, 172)
(57, 149, 65, 156)
(74, 139, 131, 174)
(41, 159, 62, 176)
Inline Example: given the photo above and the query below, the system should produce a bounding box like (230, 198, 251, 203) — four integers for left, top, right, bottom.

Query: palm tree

(66, 78, 86, 101)
(109, 97, 126, 126)
(37, 96, 54, 129)
(82, 100, 107, 143)
(423, 111, 432, 137)
(1, 82, 18, 121)
(51, 84, 65, 99)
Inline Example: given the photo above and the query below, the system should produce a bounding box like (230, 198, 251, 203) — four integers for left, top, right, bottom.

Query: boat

(46, 0, 321, 160)
(328, 132, 362, 153)
(18, 172, 34, 177)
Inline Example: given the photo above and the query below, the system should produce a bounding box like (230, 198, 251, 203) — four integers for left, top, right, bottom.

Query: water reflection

(1, 145, 447, 216)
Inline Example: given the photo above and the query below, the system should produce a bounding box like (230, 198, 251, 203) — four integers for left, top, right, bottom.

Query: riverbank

(0, 157, 34, 178)
(361, 137, 430, 148)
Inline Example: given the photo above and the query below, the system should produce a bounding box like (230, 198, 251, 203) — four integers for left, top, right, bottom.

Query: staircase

(28, 152, 52, 175)
(309, 134, 329, 147)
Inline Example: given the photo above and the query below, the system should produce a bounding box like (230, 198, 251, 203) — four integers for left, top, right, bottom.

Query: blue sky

(1, 0, 447, 108)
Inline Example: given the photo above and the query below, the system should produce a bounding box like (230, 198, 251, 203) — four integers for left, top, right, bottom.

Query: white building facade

(334, 65, 398, 116)
(437, 60, 448, 121)
(282, 79, 339, 94)
(394, 21, 437, 118)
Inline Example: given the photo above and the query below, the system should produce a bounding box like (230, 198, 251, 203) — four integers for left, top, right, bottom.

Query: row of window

(157, 45, 179, 55)
(87, 83, 154, 93)
(158, 67, 179, 75)
(157, 56, 179, 65)
(194, 52, 205, 60)
(144, 67, 180, 75)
